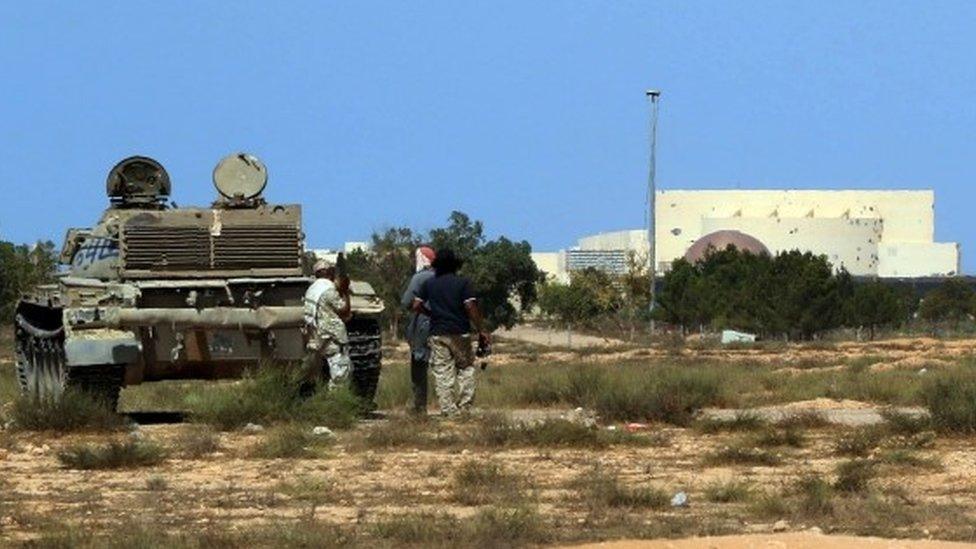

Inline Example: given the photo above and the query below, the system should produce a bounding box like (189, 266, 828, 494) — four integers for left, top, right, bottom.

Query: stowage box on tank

(14, 154, 383, 409)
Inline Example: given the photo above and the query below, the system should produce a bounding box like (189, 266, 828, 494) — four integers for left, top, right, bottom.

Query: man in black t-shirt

(413, 248, 490, 417)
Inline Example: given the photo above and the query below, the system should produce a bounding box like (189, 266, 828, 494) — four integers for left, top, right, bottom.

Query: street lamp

(646, 89, 661, 331)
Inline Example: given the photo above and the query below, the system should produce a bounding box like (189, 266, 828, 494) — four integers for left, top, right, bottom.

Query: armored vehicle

(14, 154, 383, 409)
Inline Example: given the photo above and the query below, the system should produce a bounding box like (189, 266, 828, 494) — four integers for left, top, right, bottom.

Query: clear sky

(0, 1, 972, 273)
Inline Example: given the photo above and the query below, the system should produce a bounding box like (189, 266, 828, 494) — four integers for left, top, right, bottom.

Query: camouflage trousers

(302, 328, 351, 389)
(429, 334, 475, 417)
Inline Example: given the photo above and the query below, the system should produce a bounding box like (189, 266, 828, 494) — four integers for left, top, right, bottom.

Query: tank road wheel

(14, 312, 124, 411)
(346, 317, 382, 406)
(14, 313, 68, 401)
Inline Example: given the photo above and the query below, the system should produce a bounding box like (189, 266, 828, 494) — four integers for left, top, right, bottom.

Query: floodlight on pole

(645, 89, 661, 331)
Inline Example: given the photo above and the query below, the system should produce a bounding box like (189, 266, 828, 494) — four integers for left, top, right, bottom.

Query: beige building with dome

(533, 189, 960, 280)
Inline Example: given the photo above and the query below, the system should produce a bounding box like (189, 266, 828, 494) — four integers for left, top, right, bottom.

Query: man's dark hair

(432, 248, 462, 275)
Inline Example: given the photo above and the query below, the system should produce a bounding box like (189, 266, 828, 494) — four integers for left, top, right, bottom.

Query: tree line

(0, 240, 58, 322)
(539, 246, 976, 340)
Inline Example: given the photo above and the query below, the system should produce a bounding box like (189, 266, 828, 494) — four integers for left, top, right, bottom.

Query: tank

(13, 154, 383, 410)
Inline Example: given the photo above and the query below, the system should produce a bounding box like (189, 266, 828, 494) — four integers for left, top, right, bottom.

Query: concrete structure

(541, 189, 960, 279)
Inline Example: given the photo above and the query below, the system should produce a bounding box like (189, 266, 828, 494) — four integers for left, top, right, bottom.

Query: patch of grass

(451, 460, 526, 505)
(250, 424, 330, 459)
(834, 459, 876, 493)
(704, 480, 753, 503)
(749, 492, 789, 519)
(921, 370, 976, 433)
(575, 468, 669, 511)
(277, 475, 346, 507)
(878, 449, 942, 470)
(794, 474, 834, 517)
(705, 445, 782, 467)
(696, 412, 766, 434)
(779, 410, 830, 429)
(750, 425, 805, 448)
(371, 511, 462, 545)
(186, 368, 364, 431)
(880, 410, 932, 435)
(145, 476, 168, 491)
(10, 390, 123, 432)
(370, 506, 548, 546)
(173, 425, 220, 458)
(57, 439, 167, 470)
(835, 427, 884, 457)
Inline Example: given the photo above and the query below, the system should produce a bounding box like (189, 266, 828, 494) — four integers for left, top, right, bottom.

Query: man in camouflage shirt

(302, 258, 352, 390)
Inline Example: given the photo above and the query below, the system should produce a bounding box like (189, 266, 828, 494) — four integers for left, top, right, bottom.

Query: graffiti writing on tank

(72, 237, 119, 267)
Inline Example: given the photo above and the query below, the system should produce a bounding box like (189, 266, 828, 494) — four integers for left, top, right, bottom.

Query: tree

(0, 240, 58, 321)
(919, 278, 976, 330)
(462, 237, 541, 330)
(428, 211, 484, 262)
(655, 258, 710, 334)
(848, 280, 906, 339)
(344, 211, 540, 334)
(344, 227, 421, 337)
(538, 268, 620, 329)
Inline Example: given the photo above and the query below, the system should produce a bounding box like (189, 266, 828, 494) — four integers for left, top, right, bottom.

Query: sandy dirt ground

(568, 533, 976, 548)
(3, 332, 976, 545)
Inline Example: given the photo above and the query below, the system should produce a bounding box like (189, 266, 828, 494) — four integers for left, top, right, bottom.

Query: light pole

(646, 89, 661, 332)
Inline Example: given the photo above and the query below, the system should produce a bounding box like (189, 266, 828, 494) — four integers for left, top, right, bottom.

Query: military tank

(13, 154, 383, 410)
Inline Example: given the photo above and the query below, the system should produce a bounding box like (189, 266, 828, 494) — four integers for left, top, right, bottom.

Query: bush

(704, 480, 753, 503)
(795, 475, 833, 516)
(186, 368, 364, 431)
(834, 427, 884, 457)
(250, 425, 330, 459)
(594, 366, 724, 425)
(451, 461, 526, 505)
(57, 439, 167, 470)
(921, 371, 976, 433)
(834, 459, 876, 493)
(705, 445, 781, 467)
(576, 468, 669, 511)
(696, 412, 766, 434)
(11, 390, 123, 432)
(173, 426, 220, 458)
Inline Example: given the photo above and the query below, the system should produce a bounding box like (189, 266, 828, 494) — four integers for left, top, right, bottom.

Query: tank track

(346, 316, 382, 405)
(14, 313, 124, 411)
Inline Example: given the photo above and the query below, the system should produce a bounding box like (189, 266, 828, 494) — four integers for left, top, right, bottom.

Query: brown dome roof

(684, 230, 769, 263)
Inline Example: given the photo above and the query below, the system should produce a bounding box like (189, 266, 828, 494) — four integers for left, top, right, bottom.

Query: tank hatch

(106, 156, 171, 209)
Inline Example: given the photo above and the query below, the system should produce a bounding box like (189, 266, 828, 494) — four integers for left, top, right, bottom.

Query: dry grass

(57, 439, 167, 470)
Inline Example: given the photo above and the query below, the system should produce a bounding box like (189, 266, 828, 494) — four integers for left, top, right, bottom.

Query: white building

(543, 189, 960, 279)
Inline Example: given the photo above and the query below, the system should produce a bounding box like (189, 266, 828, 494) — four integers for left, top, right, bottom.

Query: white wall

(878, 243, 960, 277)
(700, 216, 883, 275)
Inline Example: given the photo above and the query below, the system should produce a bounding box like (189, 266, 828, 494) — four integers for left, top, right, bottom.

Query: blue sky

(0, 1, 972, 273)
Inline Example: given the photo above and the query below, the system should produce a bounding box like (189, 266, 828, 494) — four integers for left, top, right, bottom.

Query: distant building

(537, 189, 960, 280)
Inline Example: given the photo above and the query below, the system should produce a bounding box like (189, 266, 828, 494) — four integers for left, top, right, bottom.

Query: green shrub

(186, 368, 364, 431)
(751, 426, 805, 448)
(696, 412, 766, 434)
(706, 445, 781, 467)
(880, 409, 932, 435)
(576, 468, 669, 511)
(451, 460, 526, 505)
(795, 475, 833, 516)
(921, 371, 976, 433)
(11, 390, 123, 432)
(704, 480, 753, 503)
(834, 427, 884, 457)
(173, 426, 220, 458)
(250, 425, 329, 459)
(57, 439, 167, 470)
(834, 459, 876, 493)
